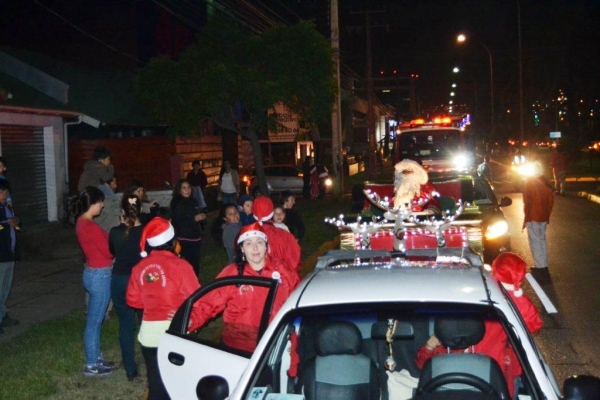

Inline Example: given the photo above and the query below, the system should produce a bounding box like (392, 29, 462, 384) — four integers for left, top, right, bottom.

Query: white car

(158, 248, 600, 400)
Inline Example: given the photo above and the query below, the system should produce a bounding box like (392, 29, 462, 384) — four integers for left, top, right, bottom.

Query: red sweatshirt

(190, 256, 300, 353)
(76, 218, 113, 268)
(261, 222, 302, 273)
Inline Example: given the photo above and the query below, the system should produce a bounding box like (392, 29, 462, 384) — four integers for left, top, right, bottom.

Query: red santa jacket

(261, 221, 302, 274)
(507, 291, 543, 333)
(189, 256, 300, 353)
(415, 321, 519, 397)
(409, 182, 441, 213)
(126, 250, 200, 322)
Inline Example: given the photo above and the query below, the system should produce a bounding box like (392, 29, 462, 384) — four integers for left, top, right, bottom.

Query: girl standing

(72, 186, 116, 377)
(108, 194, 144, 381)
(170, 179, 206, 276)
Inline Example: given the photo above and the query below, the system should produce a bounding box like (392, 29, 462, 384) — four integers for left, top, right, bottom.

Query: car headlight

(516, 162, 541, 177)
(324, 178, 333, 187)
(452, 154, 469, 169)
(485, 220, 509, 240)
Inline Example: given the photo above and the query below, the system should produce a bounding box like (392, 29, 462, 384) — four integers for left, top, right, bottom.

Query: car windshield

(244, 303, 537, 400)
(399, 129, 463, 160)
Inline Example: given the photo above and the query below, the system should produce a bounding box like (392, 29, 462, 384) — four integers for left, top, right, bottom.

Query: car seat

(296, 320, 380, 400)
(415, 315, 510, 399)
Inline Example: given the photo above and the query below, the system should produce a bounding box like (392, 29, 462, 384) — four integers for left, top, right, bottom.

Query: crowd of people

(0, 145, 561, 399)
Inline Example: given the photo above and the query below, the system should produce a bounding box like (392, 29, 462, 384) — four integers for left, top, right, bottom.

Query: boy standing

(0, 180, 19, 333)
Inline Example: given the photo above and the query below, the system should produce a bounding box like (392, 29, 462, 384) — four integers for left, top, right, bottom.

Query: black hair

(92, 146, 111, 161)
(171, 178, 190, 202)
(192, 160, 200, 167)
(280, 190, 294, 205)
(149, 237, 177, 254)
(0, 179, 8, 191)
(70, 186, 105, 220)
(0, 156, 6, 167)
(121, 194, 142, 236)
(156, 206, 172, 220)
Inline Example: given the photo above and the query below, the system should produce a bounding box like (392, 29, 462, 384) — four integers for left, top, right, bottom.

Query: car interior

(244, 304, 538, 400)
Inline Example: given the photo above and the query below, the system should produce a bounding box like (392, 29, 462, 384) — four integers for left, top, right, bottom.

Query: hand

(149, 200, 159, 208)
(7, 218, 19, 229)
(194, 213, 206, 222)
(425, 335, 441, 352)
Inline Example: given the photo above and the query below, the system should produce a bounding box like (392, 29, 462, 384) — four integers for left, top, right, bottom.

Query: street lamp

(457, 33, 494, 136)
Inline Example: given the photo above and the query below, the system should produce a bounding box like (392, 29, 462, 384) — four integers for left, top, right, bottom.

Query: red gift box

(354, 227, 467, 250)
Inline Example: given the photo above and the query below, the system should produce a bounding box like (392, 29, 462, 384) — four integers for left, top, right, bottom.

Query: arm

(126, 268, 144, 309)
(415, 335, 443, 369)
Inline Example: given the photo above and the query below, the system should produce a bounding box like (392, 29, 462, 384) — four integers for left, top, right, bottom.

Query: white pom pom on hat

(139, 217, 175, 257)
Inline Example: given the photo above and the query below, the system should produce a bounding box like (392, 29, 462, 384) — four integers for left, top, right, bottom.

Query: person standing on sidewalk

(0, 180, 19, 334)
(550, 146, 568, 195)
(522, 166, 554, 270)
(109, 194, 145, 382)
(72, 186, 117, 377)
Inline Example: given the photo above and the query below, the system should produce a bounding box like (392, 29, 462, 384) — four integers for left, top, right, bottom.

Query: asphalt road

(493, 179, 600, 386)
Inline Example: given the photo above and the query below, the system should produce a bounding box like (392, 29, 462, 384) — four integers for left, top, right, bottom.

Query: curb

(577, 191, 600, 205)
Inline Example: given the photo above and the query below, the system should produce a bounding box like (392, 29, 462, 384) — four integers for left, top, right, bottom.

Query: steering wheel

(417, 372, 499, 396)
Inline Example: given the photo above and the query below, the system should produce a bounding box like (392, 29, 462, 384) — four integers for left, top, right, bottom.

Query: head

(483, 155, 490, 163)
(238, 194, 253, 215)
(0, 156, 7, 174)
(192, 160, 201, 172)
(128, 180, 145, 200)
(174, 179, 192, 199)
(280, 191, 295, 209)
(103, 176, 117, 193)
(491, 252, 527, 297)
(273, 205, 286, 224)
(223, 160, 232, 172)
(139, 217, 176, 257)
(0, 180, 9, 203)
(393, 159, 429, 208)
(223, 204, 240, 224)
(92, 146, 111, 166)
(252, 196, 274, 222)
(121, 194, 142, 231)
(237, 222, 268, 270)
(72, 186, 105, 219)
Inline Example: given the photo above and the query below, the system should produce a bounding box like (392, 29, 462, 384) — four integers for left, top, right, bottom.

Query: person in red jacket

(252, 196, 302, 274)
(127, 217, 200, 400)
(189, 222, 299, 353)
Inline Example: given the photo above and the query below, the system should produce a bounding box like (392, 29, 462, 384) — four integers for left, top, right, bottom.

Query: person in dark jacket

(280, 191, 305, 242)
(0, 180, 19, 334)
(77, 147, 114, 191)
(170, 179, 206, 276)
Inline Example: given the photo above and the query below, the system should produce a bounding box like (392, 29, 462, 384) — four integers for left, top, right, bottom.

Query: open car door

(158, 276, 280, 399)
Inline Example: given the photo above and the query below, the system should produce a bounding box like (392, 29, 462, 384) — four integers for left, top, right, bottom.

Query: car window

(281, 167, 299, 177)
(243, 304, 536, 400)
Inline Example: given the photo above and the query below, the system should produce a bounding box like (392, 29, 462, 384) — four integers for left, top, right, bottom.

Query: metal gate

(0, 125, 48, 225)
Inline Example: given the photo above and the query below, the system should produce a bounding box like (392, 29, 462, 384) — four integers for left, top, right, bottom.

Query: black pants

(178, 238, 201, 276)
(141, 345, 170, 400)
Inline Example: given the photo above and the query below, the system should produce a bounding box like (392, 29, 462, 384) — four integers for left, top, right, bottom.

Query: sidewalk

(0, 222, 85, 343)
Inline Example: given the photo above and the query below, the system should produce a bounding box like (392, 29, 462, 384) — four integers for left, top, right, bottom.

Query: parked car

(246, 164, 332, 197)
(358, 171, 513, 262)
(158, 248, 599, 399)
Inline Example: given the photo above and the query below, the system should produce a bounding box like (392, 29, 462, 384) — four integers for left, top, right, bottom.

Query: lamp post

(457, 34, 494, 137)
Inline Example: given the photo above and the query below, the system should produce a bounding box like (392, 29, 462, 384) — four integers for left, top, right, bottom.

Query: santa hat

(237, 222, 268, 244)
(491, 252, 527, 297)
(252, 196, 274, 223)
(139, 217, 175, 257)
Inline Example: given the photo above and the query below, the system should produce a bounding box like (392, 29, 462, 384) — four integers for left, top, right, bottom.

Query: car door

(280, 166, 302, 192)
(158, 276, 280, 399)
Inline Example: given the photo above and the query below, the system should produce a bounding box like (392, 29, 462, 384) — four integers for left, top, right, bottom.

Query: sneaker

(84, 364, 114, 377)
(97, 357, 117, 370)
(1, 314, 19, 327)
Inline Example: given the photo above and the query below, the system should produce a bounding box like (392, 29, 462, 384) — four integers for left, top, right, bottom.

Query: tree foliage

(134, 20, 336, 194)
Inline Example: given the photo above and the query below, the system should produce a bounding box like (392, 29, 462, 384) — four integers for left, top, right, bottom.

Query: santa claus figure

(393, 159, 440, 213)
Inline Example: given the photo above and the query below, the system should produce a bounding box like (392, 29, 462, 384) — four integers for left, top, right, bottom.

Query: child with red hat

(126, 217, 200, 399)
(251, 196, 301, 274)
(189, 222, 299, 353)
(492, 251, 543, 333)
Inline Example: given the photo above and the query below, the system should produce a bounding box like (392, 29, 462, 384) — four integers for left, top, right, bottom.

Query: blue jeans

(83, 266, 112, 366)
(111, 273, 140, 375)
(220, 191, 237, 206)
(0, 261, 15, 319)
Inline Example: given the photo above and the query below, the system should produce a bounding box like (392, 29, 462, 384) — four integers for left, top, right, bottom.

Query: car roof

(294, 249, 496, 309)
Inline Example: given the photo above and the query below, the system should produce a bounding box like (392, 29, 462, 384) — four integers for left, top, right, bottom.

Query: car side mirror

(564, 375, 600, 399)
(196, 375, 229, 400)
(498, 196, 512, 207)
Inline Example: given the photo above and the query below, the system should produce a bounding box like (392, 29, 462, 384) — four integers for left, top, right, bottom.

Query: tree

(134, 20, 336, 195)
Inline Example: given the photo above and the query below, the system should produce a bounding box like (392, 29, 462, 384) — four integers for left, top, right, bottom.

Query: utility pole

(350, 8, 385, 179)
(330, 0, 343, 195)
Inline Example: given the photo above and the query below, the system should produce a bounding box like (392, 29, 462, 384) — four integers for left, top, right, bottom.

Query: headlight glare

(485, 220, 509, 239)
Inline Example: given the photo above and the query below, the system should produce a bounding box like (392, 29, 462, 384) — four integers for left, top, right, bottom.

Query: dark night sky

(0, 0, 598, 120)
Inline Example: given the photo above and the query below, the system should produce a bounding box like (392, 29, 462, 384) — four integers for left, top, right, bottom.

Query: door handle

(168, 352, 185, 366)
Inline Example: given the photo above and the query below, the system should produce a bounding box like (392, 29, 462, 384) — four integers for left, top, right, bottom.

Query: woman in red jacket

(72, 186, 116, 377)
(126, 217, 200, 400)
(190, 222, 300, 353)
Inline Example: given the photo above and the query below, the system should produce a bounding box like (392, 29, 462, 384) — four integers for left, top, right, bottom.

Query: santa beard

(394, 173, 423, 208)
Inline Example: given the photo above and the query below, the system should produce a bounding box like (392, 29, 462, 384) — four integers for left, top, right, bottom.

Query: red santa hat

(237, 221, 268, 244)
(252, 195, 274, 223)
(491, 252, 527, 297)
(139, 217, 175, 257)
